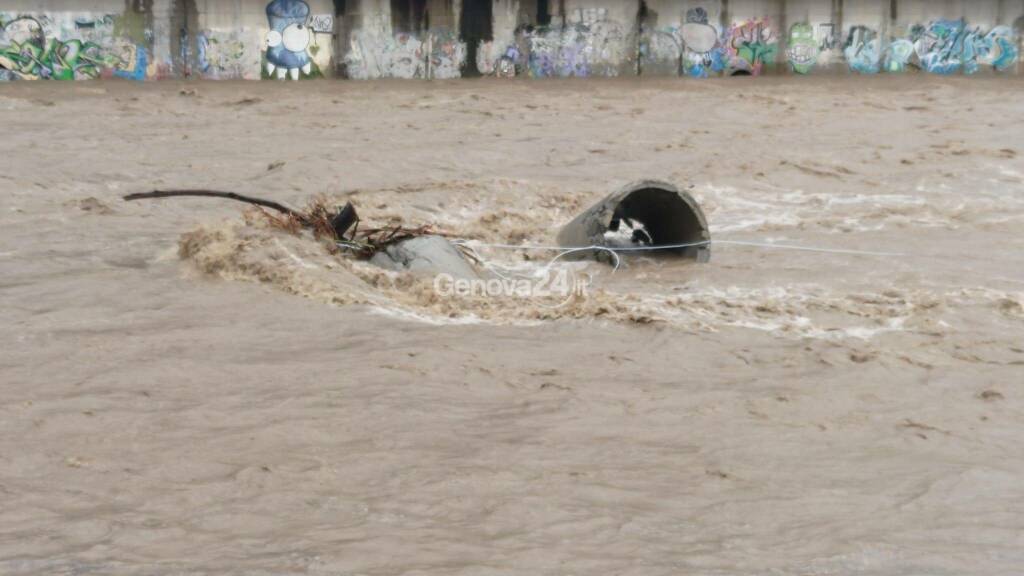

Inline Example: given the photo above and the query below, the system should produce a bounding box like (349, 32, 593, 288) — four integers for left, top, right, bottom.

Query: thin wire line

(448, 239, 906, 258)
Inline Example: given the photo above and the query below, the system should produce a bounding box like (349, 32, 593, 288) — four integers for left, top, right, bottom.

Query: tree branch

(123, 189, 304, 219)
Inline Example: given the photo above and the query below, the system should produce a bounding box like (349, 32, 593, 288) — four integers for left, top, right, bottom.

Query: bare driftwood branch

(123, 189, 304, 219)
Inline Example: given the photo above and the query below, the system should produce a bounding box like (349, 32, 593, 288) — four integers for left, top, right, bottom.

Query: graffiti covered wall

(640, 5, 781, 78)
(197, 27, 262, 80)
(344, 12, 465, 80)
(0, 10, 157, 80)
(637, 1, 1021, 79)
(517, 11, 632, 78)
(342, 2, 634, 80)
(835, 18, 1020, 75)
(1, 0, 1022, 80)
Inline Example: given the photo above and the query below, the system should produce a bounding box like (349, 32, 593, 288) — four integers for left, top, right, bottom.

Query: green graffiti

(0, 36, 110, 80)
(726, 20, 777, 75)
(787, 23, 818, 74)
(0, 14, 146, 80)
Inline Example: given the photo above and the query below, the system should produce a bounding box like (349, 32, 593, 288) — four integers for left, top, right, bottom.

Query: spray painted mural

(344, 10, 464, 80)
(467, 7, 630, 78)
(650, 10, 778, 78)
(264, 0, 318, 80)
(520, 11, 630, 78)
(787, 23, 818, 74)
(883, 38, 914, 72)
(198, 29, 260, 80)
(912, 20, 1018, 74)
(3, 4, 1022, 81)
(841, 19, 1019, 75)
(643, 8, 781, 79)
(0, 13, 152, 80)
(844, 26, 881, 74)
(643, 13, 1017, 78)
(194, 0, 331, 80)
(680, 8, 726, 78)
(723, 19, 778, 75)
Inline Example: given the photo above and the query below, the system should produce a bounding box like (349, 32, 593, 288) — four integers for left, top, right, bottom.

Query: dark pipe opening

(557, 180, 711, 264)
(557, 178, 708, 264)
(612, 187, 708, 260)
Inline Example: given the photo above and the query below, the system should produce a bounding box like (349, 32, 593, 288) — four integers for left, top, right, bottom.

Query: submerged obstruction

(557, 180, 711, 263)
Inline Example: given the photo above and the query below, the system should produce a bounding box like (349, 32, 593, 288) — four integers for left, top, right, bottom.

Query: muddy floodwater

(2, 77, 1023, 575)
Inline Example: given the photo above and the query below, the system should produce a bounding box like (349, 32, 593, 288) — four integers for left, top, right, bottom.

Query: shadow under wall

(460, 0, 493, 77)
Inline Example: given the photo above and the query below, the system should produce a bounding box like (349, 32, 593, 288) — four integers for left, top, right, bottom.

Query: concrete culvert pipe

(557, 180, 711, 263)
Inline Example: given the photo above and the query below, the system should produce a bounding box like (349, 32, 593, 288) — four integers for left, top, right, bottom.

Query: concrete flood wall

(1, 0, 1022, 80)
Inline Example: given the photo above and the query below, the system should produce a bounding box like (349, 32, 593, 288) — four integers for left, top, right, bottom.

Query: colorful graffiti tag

(883, 38, 914, 72)
(970, 25, 1019, 70)
(5, 7, 1021, 81)
(527, 27, 591, 77)
(523, 18, 629, 78)
(648, 11, 784, 78)
(913, 19, 967, 74)
(723, 19, 777, 75)
(844, 26, 881, 74)
(0, 14, 147, 80)
(112, 43, 147, 80)
(648, 13, 1018, 78)
(973, 26, 1019, 72)
(787, 23, 818, 74)
(841, 19, 1021, 76)
(0, 23, 107, 79)
(912, 19, 1019, 75)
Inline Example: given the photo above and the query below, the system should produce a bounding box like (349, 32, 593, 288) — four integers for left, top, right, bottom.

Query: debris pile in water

(124, 189, 444, 260)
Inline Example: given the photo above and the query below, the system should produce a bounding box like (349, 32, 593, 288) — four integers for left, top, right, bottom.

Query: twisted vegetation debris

(123, 189, 439, 258)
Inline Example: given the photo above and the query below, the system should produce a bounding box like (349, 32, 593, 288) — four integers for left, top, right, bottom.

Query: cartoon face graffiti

(681, 7, 718, 54)
(265, 0, 312, 80)
(786, 23, 818, 74)
(680, 7, 724, 78)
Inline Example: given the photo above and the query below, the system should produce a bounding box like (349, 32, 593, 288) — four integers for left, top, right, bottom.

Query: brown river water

(1, 76, 1023, 575)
